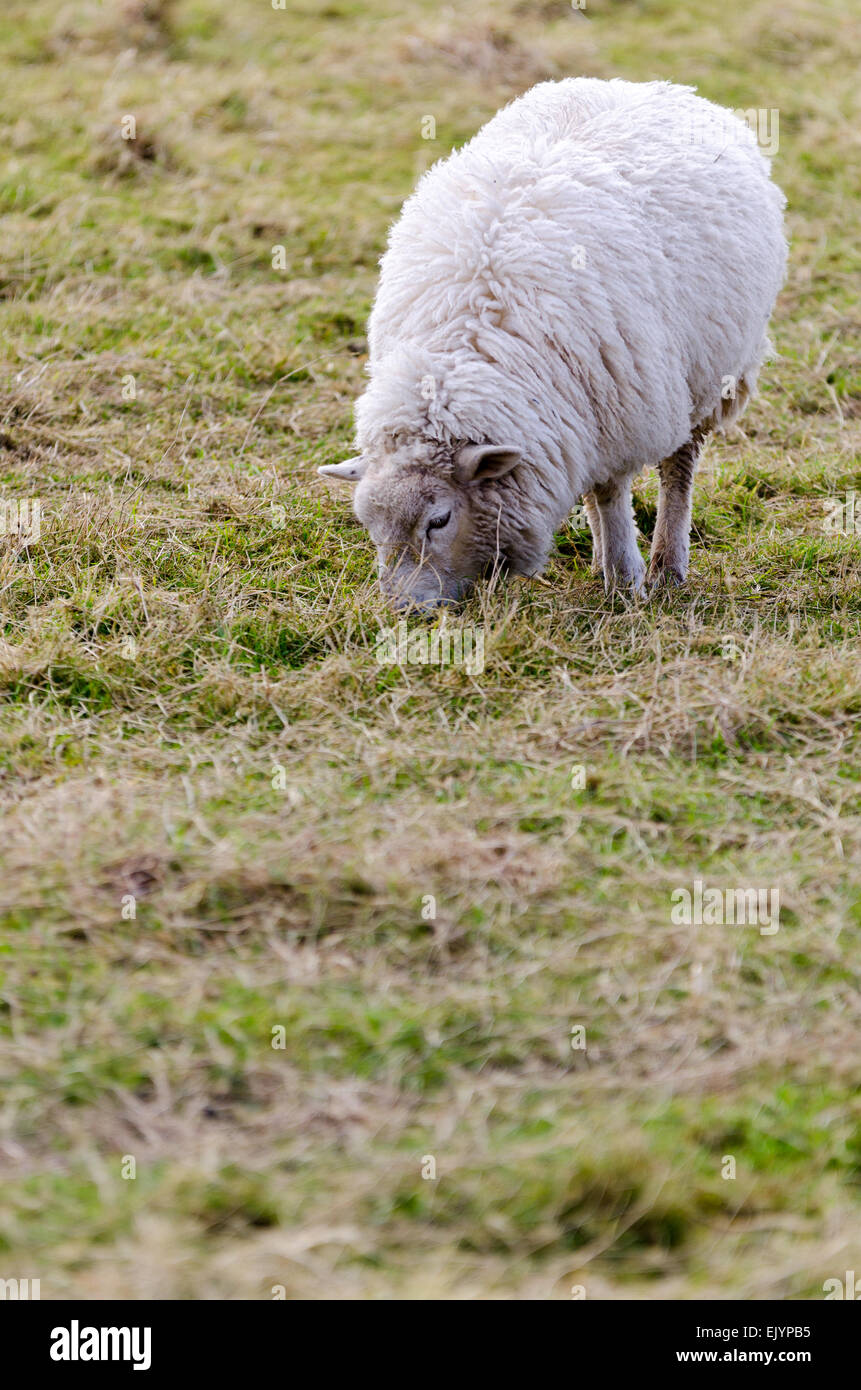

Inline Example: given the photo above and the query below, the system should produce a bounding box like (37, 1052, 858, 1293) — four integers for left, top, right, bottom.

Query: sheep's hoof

(603, 572, 646, 598)
(602, 552, 646, 596)
(647, 560, 686, 589)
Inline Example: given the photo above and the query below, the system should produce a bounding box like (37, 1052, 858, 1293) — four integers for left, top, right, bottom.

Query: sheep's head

(319, 443, 521, 609)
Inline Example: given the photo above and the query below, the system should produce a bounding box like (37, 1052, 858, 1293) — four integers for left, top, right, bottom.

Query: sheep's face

(319, 444, 521, 610)
(355, 467, 472, 609)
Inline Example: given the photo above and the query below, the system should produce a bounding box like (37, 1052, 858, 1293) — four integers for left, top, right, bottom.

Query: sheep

(319, 77, 787, 608)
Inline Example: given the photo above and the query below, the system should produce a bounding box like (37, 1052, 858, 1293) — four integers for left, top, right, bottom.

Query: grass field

(0, 0, 859, 1299)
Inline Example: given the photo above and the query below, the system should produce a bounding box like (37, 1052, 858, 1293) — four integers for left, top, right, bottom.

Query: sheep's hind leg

(648, 426, 707, 587)
(592, 478, 645, 593)
(582, 491, 604, 575)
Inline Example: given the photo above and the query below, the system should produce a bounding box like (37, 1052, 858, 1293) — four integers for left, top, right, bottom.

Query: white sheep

(320, 78, 787, 607)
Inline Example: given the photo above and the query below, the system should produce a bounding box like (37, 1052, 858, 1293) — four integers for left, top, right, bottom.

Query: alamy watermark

(375, 620, 485, 675)
(671, 879, 780, 935)
(0, 1277, 40, 1299)
(675, 108, 780, 157)
(822, 491, 861, 534)
(0, 497, 41, 542)
(50, 1323, 151, 1370)
(823, 1271, 860, 1299)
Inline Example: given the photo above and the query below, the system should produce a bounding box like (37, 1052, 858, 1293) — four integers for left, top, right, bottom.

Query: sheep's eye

(426, 510, 451, 536)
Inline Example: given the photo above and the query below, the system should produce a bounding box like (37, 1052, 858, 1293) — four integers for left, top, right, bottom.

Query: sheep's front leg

(592, 478, 645, 592)
(648, 426, 706, 586)
(582, 491, 604, 575)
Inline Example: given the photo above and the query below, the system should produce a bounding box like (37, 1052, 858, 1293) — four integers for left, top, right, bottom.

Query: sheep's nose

(390, 592, 447, 613)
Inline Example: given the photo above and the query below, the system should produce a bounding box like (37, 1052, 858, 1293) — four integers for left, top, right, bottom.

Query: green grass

(0, 0, 859, 1298)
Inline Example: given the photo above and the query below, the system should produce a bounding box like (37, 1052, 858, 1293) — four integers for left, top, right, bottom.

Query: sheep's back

(367, 78, 786, 464)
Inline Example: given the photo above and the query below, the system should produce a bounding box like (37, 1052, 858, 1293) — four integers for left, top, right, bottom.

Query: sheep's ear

(454, 444, 521, 484)
(318, 456, 367, 482)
